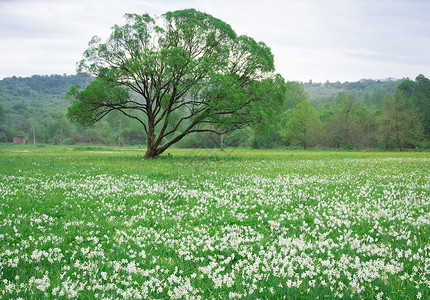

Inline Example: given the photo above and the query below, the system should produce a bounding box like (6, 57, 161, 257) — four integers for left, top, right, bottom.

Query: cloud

(0, 0, 429, 81)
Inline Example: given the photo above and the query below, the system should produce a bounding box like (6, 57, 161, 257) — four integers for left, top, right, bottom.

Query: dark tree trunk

(397, 138, 403, 152)
(144, 147, 156, 158)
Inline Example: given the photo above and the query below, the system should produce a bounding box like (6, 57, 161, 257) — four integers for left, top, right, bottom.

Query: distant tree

(251, 80, 305, 148)
(367, 88, 384, 109)
(412, 75, 430, 139)
(335, 92, 362, 148)
(252, 119, 282, 148)
(283, 100, 322, 149)
(397, 78, 415, 97)
(397, 75, 430, 139)
(320, 108, 341, 148)
(354, 107, 378, 149)
(378, 90, 422, 151)
(67, 9, 286, 158)
(284, 81, 307, 110)
(122, 120, 147, 145)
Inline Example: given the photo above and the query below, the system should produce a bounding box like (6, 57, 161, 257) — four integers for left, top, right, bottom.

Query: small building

(13, 136, 25, 144)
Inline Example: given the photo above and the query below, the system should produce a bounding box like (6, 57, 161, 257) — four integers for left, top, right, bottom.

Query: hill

(303, 78, 403, 105)
(0, 74, 92, 110)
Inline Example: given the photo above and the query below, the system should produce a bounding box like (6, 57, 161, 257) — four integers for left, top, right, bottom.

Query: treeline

(250, 75, 429, 151)
(180, 75, 429, 151)
(0, 74, 429, 151)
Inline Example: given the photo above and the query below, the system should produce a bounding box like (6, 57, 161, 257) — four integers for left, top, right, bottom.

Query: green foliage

(67, 79, 130, 126)
(176, 131, 220, 148)
(0, 132, 7, 143)
(282, 100, 322, 149)
(400, 74, 430, 108)
(410, 75, 430, 138)
(0, 103, 5, 125)
(1, 66, 429, 151)
(0, 74, 94, 143)
(318, 92, 380, 149)
(284, 81, 307, 110)
(177, 128, 252, 149)
(304, 78, 401, 105)
(122, 126, 147, 145)
(378, 90, 423, 151)
(71, 9, 284, 157)
(335, 92, 363, 147)
(250, 78, 297, 149)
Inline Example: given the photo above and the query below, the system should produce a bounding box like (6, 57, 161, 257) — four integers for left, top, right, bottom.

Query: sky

(0, 0, 429, 82)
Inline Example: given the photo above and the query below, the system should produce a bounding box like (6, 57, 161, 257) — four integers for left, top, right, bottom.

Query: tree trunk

(397, 138, 403, 152)
(145, 133, 157, 158)
(144, 146, 157, 158)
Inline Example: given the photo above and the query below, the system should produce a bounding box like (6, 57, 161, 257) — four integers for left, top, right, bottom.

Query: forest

(0, 73, 429, 151)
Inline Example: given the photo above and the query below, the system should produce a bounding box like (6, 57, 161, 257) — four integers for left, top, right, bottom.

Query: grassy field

(0, 145, 429, 299)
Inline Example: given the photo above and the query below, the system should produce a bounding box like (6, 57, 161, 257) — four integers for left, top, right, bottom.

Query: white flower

(101, 272, 107, 281)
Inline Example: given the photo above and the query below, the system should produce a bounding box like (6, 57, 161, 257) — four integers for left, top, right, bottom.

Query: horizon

(0, 72, 415, 85)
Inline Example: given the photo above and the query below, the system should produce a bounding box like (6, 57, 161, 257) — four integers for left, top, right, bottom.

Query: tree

(354, 107, 378, 149)
(283, 100, 322, 149)
(398, 75, 430, 139)
(378, 90, 422, 151)
(320, 108, 341, 148)
(397, 78, 415, 97)
(284, 81, 307, 110)
(412, 75, 430, 139)
(335, 92, 362, 148)
(67, 9, 285, 158)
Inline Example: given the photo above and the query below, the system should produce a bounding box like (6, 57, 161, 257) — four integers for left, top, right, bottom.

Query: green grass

(0, 145, 429, 299)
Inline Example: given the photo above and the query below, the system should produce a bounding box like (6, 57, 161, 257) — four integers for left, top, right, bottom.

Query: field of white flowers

(0, 147, 429, 299)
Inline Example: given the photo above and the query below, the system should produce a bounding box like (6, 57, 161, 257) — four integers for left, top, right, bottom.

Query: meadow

(0, 145, 429, 299)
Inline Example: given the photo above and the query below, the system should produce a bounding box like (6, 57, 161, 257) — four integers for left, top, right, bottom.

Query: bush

(223, 128, 252, 147)
(176, 132, 220, 148)
(0, 133, 7, 143)
(122, 128, 147, 145)
(419, 139, 430, 149)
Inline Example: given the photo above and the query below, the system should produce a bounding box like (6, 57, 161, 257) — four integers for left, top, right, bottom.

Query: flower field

(0, 146, 429, 299)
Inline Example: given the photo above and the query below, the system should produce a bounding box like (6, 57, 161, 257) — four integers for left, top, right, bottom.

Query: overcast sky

(1, 0, 429, 82)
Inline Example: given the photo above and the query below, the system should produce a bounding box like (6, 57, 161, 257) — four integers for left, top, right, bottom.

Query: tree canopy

(282, 100, 322, 149)
(67, 9, 286, 157)
(379, 90, 423, 151)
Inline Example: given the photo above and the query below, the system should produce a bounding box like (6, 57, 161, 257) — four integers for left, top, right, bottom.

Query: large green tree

(67, 9, 285, 157)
